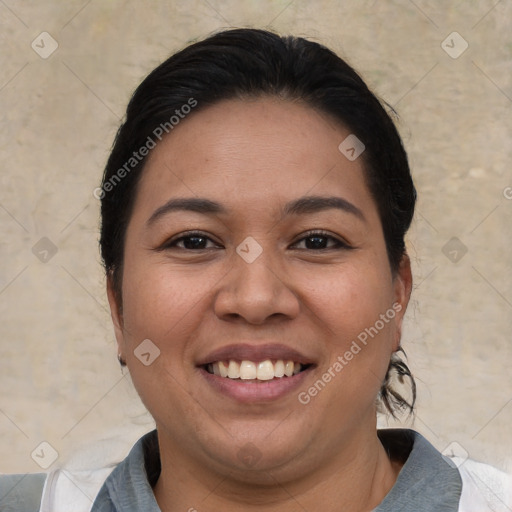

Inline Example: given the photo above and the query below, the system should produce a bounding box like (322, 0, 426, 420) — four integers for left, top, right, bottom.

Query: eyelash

(162, 231, 221, 251)
(161, 230, 351, 251)
(292, 230, 351, 250)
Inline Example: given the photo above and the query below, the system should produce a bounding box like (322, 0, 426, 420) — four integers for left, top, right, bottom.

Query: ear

(391, 253, 413, 351)
(106, 272, 125, 359)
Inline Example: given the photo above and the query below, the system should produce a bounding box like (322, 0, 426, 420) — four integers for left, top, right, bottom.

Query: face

(108, 97, 411, 479)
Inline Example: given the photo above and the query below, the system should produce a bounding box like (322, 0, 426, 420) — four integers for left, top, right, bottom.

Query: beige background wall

(1, 0, 511, 475)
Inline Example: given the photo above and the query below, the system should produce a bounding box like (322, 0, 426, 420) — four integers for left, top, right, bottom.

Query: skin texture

(107, 97, 412, 511)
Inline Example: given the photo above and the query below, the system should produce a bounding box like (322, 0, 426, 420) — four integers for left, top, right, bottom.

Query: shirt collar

(92, 430, 160, 512)
(375, 429, 462, 511)
(92, 428, 462, 511)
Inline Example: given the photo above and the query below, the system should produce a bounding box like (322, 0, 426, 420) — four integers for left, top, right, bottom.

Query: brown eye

(162, 232, 220, 250)
(179, 235, 209, 249)
(292, 231, 350, 250)
(304, 235, 330, 249)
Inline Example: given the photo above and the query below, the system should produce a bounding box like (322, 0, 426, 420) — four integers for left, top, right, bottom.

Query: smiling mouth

(203, 359, 312, 382)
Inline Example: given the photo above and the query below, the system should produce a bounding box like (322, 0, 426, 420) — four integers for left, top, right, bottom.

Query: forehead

(134, 98, 377, 220)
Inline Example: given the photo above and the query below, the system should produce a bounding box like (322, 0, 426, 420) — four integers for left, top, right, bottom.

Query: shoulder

(0, 473, 47, 511)
(454, 458, 512, 512)
(376, 429, 512, 511)
(0, 465, 116, 512)
(40, 466, 116, 512)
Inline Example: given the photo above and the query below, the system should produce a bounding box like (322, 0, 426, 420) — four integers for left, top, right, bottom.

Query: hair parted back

(99, 28, 417, 416)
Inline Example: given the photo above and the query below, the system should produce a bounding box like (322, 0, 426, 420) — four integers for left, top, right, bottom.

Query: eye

(292, 231, 350, 250)
(162, 231, 221, 250)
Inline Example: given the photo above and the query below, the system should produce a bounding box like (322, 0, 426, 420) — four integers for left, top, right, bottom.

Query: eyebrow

(282, 195, 365, 222)
(146, 195, 365, 227)
(146, 198, 226, 226)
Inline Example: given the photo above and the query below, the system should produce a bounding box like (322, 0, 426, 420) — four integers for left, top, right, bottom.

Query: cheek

(121, 258, 203, 334)
(302, 257, 393, 333)
(118, 261, 210, 421)
(300, 259, 395, 391)
(119, 256, 226, 373)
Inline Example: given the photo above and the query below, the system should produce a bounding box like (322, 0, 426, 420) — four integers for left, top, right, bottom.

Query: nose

(213, 249, 300, 325)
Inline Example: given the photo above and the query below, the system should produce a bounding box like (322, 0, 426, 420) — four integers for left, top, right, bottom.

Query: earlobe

(106, 273, 125, 357)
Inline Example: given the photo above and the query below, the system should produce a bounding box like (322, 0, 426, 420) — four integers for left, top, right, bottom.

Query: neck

(153, 426, 401, 512)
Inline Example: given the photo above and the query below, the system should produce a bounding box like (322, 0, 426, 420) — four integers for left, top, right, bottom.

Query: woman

(2, 28, 510, 512)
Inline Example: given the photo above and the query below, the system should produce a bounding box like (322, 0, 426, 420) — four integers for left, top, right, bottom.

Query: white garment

(456, 458, 512, 512)
(37, 457, 512, 512)
(39, 466, 114, 512)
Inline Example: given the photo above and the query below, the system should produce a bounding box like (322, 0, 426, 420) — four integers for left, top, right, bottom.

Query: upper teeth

(208, 360, 303, 380)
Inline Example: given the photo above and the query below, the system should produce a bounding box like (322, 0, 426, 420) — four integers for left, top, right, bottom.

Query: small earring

(118, 354, 126, 367)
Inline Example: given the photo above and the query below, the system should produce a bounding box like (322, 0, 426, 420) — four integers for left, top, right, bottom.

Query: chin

(208, 424, 309, 476)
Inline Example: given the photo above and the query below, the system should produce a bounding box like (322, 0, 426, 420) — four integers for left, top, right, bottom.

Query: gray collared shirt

(91, 428, 462, 511)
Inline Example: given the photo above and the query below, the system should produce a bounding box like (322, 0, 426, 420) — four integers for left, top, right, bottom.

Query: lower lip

(198, 366, 313, 403)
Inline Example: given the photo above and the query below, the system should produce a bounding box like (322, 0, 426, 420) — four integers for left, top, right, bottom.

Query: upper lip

(196, 343, 316, 366)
